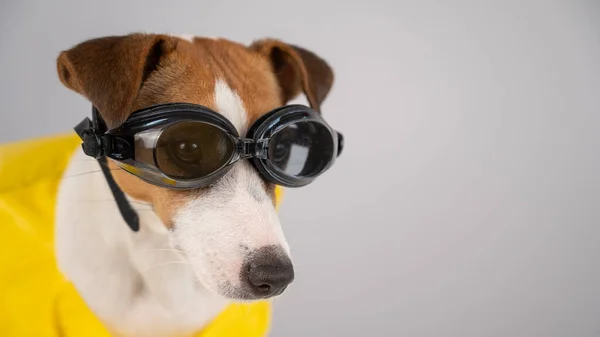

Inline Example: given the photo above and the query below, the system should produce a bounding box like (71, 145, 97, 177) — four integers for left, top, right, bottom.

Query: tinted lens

(155, 121, 235, 179)
(268, 121, 335, 178)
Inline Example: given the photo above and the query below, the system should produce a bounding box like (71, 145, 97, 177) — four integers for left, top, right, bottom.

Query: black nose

(242, 245, 294, 298)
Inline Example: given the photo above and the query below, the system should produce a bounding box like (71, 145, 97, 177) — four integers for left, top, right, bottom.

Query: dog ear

(250, 39, 334, 112)
(57, 33, 178, 128)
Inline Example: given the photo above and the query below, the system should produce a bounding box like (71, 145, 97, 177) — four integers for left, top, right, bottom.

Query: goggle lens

(267, 120, 335, 179)
(155, 121, 235, 180)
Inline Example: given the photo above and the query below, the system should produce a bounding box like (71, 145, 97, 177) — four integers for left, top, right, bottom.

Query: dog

(1, 33, 337, 337)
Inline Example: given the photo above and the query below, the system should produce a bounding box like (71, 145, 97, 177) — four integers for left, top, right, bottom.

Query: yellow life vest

(0, 133, 279, 337)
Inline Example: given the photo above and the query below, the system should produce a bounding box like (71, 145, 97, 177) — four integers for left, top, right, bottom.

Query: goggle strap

(97, 156, 140, 232)
(92, 106, 108, 134)
(73, 105, 140, 233)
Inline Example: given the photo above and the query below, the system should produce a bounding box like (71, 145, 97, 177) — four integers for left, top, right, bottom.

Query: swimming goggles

(75, 102, 344, 190)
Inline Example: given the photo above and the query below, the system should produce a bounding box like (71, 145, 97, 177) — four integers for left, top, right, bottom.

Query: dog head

(56, 33, 334, 300)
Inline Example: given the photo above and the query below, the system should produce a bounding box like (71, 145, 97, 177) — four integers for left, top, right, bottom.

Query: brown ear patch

(142, 39, 173, 85)
(56, 34, 178, 128)
(57, 52, 82, 93)
(289, 44, 334, 109)
(250, 39, 334, 112)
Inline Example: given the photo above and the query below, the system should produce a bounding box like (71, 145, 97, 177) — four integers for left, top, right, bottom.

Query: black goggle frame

(75, 103, 344, 189)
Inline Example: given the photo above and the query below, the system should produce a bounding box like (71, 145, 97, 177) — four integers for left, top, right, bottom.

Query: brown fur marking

(57, 33, 334, 229)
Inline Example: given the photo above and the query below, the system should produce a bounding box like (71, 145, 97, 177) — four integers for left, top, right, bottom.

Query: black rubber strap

(97, 156, 140, 232)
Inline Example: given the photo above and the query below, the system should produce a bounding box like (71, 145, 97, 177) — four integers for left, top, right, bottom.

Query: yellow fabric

(0, 133, 281, 337)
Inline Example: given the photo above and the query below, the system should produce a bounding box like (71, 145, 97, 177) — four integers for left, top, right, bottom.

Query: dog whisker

(146, 260, 220, 277)
(72, 157, 103, 163)
(142, 248, 186, 254)
(64, 198, 154, 210)
(62, 168, 122, 179)
(130, 200, 152, 206)
(143, 260, 190, 273)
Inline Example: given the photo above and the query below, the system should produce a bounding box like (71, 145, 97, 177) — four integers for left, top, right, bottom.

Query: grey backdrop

(1, 1, 599, 336)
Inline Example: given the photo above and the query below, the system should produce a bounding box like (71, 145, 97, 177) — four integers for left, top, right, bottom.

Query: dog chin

(196, 271, 286, 301)
(216, 283, 285, 302)
(192, 270, 286, 302)
(193, 278, 272, 302)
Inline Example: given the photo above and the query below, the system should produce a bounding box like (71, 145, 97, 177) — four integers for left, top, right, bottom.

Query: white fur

(175, 34, 195, 42)
(173, 162, 290, 298)
(55, 151, 227, 337)
(214, 79, 248, 135)
(173, 34, 218, 42)
(55, 81, 289, 337)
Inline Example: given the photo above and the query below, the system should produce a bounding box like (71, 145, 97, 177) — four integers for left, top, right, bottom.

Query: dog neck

(55, 147, 229, 337)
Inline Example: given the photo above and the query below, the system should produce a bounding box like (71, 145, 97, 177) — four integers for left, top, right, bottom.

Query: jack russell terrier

(0, 33, 343, 337)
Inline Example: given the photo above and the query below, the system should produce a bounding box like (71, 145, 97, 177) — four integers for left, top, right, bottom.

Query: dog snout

(241, 245, 294, 298)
